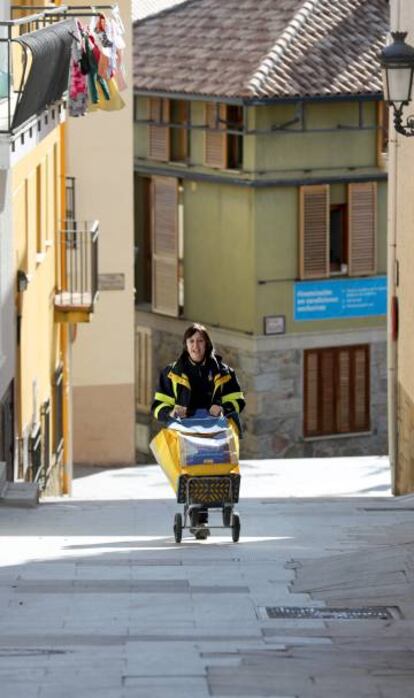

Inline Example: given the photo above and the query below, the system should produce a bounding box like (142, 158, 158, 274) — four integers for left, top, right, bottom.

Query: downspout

(387, 0, 402, 495)
(387, 121, 399, 495)
(60, 121, 73, 496)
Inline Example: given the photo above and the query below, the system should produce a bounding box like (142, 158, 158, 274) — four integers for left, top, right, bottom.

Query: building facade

(66, 0, 135, 468)
(0, 5, 87, 494)
(0, 2, 115, 494)
(133, 0, 389, 460)
(387, 0, 414, 493)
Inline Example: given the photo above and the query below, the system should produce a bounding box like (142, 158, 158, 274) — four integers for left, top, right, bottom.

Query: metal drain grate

(265, 606, 398, 620)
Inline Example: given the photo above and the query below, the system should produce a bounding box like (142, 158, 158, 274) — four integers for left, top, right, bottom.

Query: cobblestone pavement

(3, 456, 414, 697)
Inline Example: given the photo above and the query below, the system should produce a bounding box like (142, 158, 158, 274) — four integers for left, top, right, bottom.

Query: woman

(152, 323, 245, 539)
(152, 323, 245, 422)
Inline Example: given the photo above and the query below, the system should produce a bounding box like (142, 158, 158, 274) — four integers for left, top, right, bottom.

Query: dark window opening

(329, 203, 347, 273)
(53, 365, 64, 458)
(170, 100, 189, 163)
(227, 105, 243, 170)
(134, 176, 152, 305)
(0, 382, 14, 481)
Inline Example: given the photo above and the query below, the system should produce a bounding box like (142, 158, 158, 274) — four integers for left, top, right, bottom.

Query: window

(36, 163, 42, 253)
(329, 203, 347, 273)
(135, 175, 184, 314)
(151, 176, 180, 316)
(304, 345, 370, 438)
(205, 102, 244, 170)
(377, 101, 389, 166)
(148, 97, 189, 163)
(227, 105, 243, 170)
(170, 100, 189, 163)
(299, 182, 377, 280)
(148, 97, 170, 161)
(53, 364, 64, 459)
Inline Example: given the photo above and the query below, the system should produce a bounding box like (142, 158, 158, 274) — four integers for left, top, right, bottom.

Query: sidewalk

(1, 455, 414, 697)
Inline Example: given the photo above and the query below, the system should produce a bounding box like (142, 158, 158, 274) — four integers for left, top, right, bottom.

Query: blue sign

(294, 276, 387, 321)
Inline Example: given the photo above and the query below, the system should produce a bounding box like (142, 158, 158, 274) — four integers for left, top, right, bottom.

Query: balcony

(0, 8, 75, 136)
(54, 221, 99, 323)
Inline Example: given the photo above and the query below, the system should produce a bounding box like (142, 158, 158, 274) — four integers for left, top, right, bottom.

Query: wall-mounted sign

(263, 315, 286, 335)
(98, 273, 125, 291)
(294, 276, 387, 321)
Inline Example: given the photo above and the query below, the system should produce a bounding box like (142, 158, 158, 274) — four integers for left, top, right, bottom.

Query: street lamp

(381, 31, 414, 136)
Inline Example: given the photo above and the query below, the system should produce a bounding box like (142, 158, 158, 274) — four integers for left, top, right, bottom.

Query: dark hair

(182, 323, 214, 358)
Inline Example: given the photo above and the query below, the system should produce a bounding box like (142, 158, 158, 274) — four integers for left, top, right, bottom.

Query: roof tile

(133, 0, 389, 99)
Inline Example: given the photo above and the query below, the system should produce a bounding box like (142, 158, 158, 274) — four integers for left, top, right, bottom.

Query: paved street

(2, 455, 414, 697)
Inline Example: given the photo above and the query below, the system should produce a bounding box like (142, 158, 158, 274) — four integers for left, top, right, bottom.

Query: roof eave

(133, 87, 384, 104)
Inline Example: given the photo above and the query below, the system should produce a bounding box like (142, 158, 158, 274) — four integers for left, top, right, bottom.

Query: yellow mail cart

(150, 411, 241, 542)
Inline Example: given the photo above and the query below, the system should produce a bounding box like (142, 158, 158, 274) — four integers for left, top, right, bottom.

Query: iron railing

(28, 424, 41, 485)
(0, 8, 71, 133)
(53, 363, 64, 459)
(55, 220, 99, 310)
(0, 5, 116, 134)
(65, 176, 76, 221)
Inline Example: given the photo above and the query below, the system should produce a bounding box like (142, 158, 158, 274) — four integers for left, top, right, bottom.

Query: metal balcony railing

(0, 4, 116, 134)
(0, 8, 73, 133)
(55, 221, 99, 313)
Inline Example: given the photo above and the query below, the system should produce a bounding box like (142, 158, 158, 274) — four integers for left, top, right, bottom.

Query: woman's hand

(170, 405, 187, 418)
(209, 404, 223, 417)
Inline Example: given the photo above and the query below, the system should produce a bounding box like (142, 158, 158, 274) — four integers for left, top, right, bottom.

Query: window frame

(299, 182, 377, 281)
(205, 102, 244, 171)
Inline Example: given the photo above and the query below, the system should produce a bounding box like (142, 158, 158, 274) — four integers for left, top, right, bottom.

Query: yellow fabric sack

(151, 422, 240, 496)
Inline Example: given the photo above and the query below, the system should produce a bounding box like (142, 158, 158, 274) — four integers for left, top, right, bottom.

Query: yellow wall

(12, 127, 63, 440)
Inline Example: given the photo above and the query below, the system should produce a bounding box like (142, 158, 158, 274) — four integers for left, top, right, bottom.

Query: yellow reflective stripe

(154, 403, 169, 419)
(214, 374, 231, 388)
(222, 391, 244, 403)
(167, 371, 191, 390)
(212, 374, 231, 397)
(154, 392, 175, 406)
(230, 399, 240, 413)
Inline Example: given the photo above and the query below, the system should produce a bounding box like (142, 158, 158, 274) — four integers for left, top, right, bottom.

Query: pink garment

(69, 59, 87, 99)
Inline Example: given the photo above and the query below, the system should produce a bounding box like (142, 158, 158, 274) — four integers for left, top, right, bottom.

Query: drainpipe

(60, 121, 73, 496)
(387, 125, 399, 495)
(387, 0, 402, 494)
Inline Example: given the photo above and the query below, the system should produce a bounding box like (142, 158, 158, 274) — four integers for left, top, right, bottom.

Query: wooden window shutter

(304, 345, 370, 437)
(304, 350, 319, 436)
(205, 102, 227, 169)
(320, 349, 335, 435)
(151, 176, 179, 316)
(135, 326, 152, 411)
(348, 182, 377, 276)
(299, 185, 329, 279)
(352, 345, 370, 431)
(337, 349, 351, 433)
(149, 98, 170, 161)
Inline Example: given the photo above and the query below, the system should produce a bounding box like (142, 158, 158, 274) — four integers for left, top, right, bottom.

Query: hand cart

(150, 411, 241, 543)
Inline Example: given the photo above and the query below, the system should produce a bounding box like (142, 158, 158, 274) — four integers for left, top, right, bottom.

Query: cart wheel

(222, 506, 232, 527)
(231, 513, 240, 543)
(174, 513, 183, 543)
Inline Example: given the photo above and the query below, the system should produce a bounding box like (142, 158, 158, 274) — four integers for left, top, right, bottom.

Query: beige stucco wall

(66, 0, 135, 465)
(390, 0, 414, 492)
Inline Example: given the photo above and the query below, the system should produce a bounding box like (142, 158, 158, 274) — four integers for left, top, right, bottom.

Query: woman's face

(186, 331, 206, 363)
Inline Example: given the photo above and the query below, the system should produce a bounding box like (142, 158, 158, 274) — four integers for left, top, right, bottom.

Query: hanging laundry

(68, 33, 88, 116)
(67, 7, 127, 117)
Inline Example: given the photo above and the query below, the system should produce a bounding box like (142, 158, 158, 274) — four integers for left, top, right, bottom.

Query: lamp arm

(393, 102, 414, 137)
